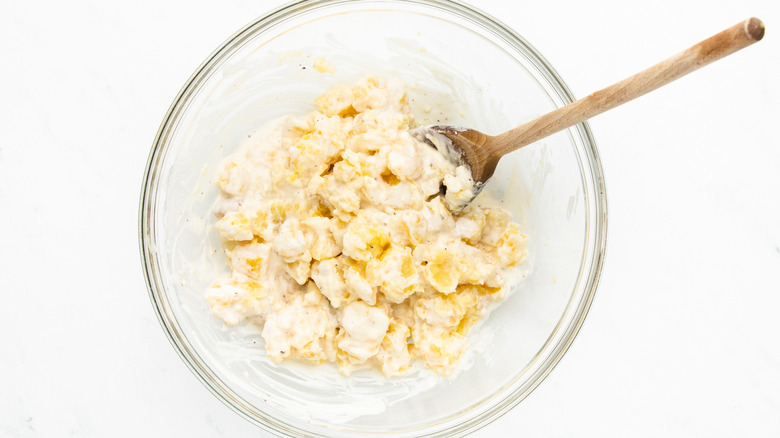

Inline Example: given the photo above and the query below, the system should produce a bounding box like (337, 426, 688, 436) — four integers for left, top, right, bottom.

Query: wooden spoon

(421, 17, 764, 211)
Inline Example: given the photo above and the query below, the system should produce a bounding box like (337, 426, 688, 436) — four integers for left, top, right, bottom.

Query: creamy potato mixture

(206, 77, 527, 377)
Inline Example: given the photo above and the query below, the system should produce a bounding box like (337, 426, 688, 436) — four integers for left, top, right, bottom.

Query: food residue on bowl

(205, 76, 527, 377)
(313, 57, 338, 74)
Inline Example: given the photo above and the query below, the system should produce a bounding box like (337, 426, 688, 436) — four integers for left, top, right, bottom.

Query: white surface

(1, 0, 778, 436)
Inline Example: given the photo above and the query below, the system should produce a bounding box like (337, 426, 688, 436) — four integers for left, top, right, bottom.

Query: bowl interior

(143, 1, 604, 436)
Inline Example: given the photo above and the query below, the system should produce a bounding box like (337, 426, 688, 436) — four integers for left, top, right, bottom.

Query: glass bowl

(139, 0, 607, 436)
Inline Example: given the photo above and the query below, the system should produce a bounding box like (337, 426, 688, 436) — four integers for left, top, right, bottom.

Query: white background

(1, 0, 778, 436)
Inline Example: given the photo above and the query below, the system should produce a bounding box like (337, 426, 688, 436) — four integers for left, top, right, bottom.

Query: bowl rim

(139, 0, 608, 436)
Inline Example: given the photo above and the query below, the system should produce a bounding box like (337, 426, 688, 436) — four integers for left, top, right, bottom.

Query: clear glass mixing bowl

(139, 0, 607, 436)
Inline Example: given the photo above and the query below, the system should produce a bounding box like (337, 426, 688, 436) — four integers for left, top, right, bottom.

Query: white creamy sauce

(206, 77, 528, 379)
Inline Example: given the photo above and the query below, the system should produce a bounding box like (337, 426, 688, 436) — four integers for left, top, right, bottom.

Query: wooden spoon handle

(493, 17, 765, 153)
